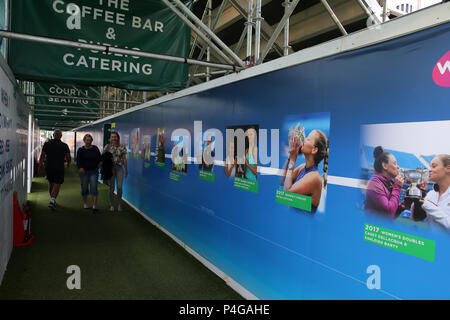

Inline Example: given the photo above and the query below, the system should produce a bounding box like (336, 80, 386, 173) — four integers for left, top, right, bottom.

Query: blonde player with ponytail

(281, 128, 329, 213)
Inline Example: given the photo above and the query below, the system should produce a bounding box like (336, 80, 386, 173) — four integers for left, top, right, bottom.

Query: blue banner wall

(76, 22, 450, 299)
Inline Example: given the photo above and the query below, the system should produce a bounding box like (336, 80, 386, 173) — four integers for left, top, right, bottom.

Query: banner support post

(27, 113, 32, 194)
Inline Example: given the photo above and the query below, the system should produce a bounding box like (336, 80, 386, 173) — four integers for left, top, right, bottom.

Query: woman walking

(77, 134, 101, 212)
(104, 132, 128, 212)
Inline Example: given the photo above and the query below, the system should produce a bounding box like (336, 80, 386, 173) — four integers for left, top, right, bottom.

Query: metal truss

(8, 0, 385, 131)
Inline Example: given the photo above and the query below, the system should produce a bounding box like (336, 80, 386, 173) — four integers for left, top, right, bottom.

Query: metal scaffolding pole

(40, 124, 85, 128)
(114, 88, 118, 113)
(107, 87, 110, 114)
(37, 122, 84, 126)
(4, 0, 9, 61)
(38, 120, 86, 125)
(246, 0, 254, 63)
(189, 1, 210, 58)
(38, 120, 86, 124)
(320, 0, 348, 35)
(102, 87, 106, 118)
(27, 113, 32, 193)
(194, 70, 228, 78)
(282, 0, 292, 56)
(164, 0, 246, 68)
(25, 93, 141, 105)
(159, 2, 239, 67)
(100, 87, 104, 118)
(30, 103, 104, 111)
(34, 113, 102, 119)
(31, 119, 35, 182)
(32, 108, 109, 116)
(258, 0, 301, 64)
(254, 0, 262, 63)
(88, 85, 108, 118)
(188, 0, 229, 86)
(88, 86, 101, 97)
(356, 0, 381, 24)
(234, 24, 248, 55)
(229, 0, 284, 57)
(206, 0, 212, 82)
(0, 30, 240, 71)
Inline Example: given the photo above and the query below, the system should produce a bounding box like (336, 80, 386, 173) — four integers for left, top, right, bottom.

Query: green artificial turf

(0, 166, 243, 300)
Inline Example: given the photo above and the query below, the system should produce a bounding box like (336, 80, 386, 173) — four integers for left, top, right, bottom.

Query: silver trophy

(289, 123, 306, 147)
(404, 168, 428, 199)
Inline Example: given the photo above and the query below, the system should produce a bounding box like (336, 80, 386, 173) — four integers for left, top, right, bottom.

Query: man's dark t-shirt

(42, 139, 70, 173)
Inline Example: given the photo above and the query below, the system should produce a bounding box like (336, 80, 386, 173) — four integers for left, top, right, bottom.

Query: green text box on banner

(234, 177, 258, 193)
(9, 0, 192, 90)
(199, 170, 214, 182)
(156, 162, 165, 169)
(275, 189, 312, 212)
(364, 224, 436, 262)
(170, 171, 180, 182)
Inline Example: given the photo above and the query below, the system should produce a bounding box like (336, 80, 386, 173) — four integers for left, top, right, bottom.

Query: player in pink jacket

(364, 146, 404, 217)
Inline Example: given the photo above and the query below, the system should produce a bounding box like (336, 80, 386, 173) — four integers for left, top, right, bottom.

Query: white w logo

(437, 60, 450, 75)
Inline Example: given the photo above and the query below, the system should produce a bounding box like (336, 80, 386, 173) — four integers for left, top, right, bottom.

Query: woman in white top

(414, 154, 450, 230)
(103, 132, 128, 212)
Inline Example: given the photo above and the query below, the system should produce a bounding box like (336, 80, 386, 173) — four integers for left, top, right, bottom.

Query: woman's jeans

(109, 165, 124, 206)
(79, 169, 99, 197)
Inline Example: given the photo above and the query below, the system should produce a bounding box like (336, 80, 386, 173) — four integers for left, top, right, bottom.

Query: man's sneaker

(48, 200, 56, 210)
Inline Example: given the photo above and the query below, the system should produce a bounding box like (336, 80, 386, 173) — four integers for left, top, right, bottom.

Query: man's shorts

(46, 169, 64, 184)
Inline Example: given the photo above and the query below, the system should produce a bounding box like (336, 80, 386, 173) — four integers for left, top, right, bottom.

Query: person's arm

(76, 148, 85, 173)
(410, 200, 427, 221)
(66, 153, 72, 168)
(65, 144, 71, 168)
(202, 147, 209, 169)
(38, 141, 50, 174)
(122, 151, 128, 177)
(38, 150, 46, 175)
(366, 180, 402, 217)
(76, 148, 82, 168)
(285, 172, 321, 196)
(422, 198, 450, 229)
(224, 157, 235, 177)
(279, 158, 289, 186)
(204, 147, 215, 169)
(284, 165, 302, 191)
(280, 156, 302, 186)
(281, 134, 302, 189)
(96, 146, 102, 168)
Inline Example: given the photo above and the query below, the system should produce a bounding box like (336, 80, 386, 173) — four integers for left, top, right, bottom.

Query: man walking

(38, 130, 71, 210)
